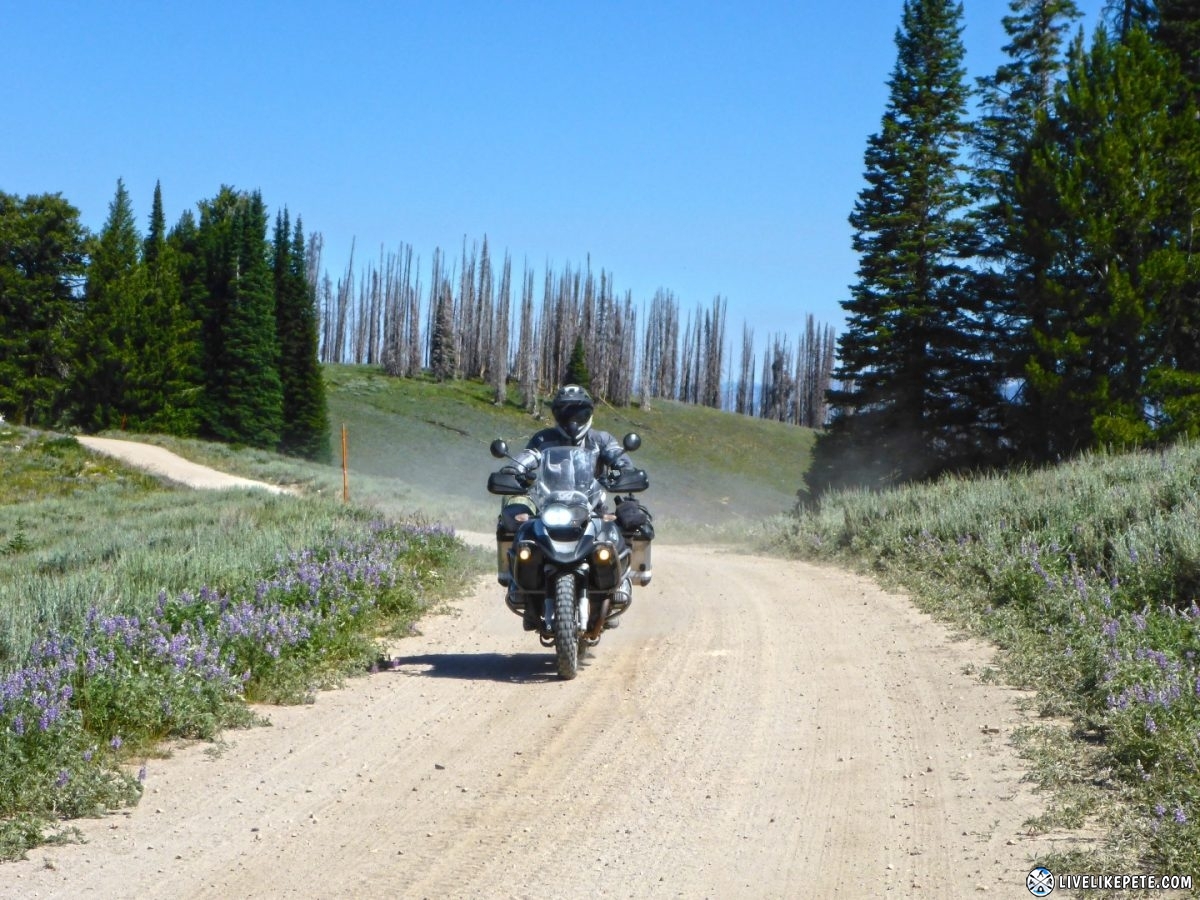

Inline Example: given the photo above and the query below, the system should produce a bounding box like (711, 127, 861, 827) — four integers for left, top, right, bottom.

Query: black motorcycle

(488, 435, 651, 679)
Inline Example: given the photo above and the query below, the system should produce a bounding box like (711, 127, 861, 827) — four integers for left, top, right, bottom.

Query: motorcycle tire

(553, 572, 580, 680)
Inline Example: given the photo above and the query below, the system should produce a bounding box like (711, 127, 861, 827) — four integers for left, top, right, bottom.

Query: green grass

(770, 441, 1200, 879)
(12, 366, 1200, 883)
(0, 370, 814, 858)
(105, 368, 815, 538)
(321, 365, 815, 536)
(0, 427, 437, 667)
(0, 418, 480, 860)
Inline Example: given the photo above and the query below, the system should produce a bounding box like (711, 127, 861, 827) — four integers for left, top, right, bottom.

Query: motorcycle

(487, 434, 652, 680)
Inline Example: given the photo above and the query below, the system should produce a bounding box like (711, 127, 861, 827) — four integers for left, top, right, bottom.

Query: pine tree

(143, 180, 165, 271)
(429, 278, 456, 382)
(564, 334, 591, 388)
(1106, 0, 1157, 38)
(196, 187, 283, 447)
(0, 192, 86, 425)
(72, 178, 145, 432)
(1155, 0, 1200, 85)
(130, 181, 202, 435)
(971, 0, 1082, 443)
(1014, 27, 1200, 452)
(808, 0, 990, 497)
(274, 212, 331, 461)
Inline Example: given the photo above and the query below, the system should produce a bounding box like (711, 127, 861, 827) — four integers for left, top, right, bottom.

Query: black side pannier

(616, 499, 654, 540)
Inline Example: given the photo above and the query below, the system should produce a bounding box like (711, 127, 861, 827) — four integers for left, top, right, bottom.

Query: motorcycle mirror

(489, 439, 509, 459)
(622, 433, 641, 452)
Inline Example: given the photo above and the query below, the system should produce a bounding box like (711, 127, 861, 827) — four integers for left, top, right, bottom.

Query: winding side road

(2, 437, 1051, 898)
(75, 437, 294, 494)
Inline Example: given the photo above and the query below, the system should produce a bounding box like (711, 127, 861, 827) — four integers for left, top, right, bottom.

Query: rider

(499, 384, 647, 629)
(500, 384, 631, 529)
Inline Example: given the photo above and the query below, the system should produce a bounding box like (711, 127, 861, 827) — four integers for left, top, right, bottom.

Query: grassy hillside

(128, 368, 816, 536)
(322, 365, 816, 535)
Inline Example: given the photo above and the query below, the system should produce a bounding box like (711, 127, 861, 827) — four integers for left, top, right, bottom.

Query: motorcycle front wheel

(552, 572, 581, 679)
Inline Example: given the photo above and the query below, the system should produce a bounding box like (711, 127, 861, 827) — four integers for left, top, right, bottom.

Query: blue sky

(5, 0, 1105, 354)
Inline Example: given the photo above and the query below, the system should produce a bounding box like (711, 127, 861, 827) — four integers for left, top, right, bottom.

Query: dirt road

(3, 439, 1050, 898)
(76, 436, 294, 494)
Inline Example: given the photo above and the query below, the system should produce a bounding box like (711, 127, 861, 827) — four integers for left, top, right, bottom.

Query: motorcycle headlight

(542, 504, 575, 528)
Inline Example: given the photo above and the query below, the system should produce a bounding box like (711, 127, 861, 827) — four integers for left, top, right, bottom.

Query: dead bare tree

(475, 236, 494, 381)
(330, 242, 354, 364)
(381, 243, 420, 377)
(516, 263, 538, 411)
(492, 252, 511, 405)
(736, 322, 755, 416)
(311, 230, 840, 424)
(406, 249, 423, 375)
(703, 296, 727, 409)
(642, 289, 679, 401)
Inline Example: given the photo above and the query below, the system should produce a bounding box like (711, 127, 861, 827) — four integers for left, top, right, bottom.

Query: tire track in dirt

(4, 445, 1052, 899)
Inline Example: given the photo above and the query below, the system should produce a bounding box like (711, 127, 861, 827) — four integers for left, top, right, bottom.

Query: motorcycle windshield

(532, 446, 601, 508)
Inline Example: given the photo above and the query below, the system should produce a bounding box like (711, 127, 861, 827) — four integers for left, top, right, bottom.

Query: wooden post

(341, 424, 349, 503)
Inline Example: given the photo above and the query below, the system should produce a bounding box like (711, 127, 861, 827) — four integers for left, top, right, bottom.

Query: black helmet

(551, 385, 594, 443)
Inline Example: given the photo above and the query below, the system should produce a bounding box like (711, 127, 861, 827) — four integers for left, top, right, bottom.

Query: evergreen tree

(970, 0, 1081, 443)
(1106, 0, 1157, 37)
(1155, 0, 1200, 86)
(807, 0, 991, 497)
(0, 192, 86, 425)
(72, 178, 145, 432)
(429, 280, 456, 382)
(195, 187, 283, 447)
(128, 181, 202, 435)
(1013, 28, 1200, 453)
(274, 211, 331, 461)
(564, 334, 591, 389)
(143, 180, 165, 270)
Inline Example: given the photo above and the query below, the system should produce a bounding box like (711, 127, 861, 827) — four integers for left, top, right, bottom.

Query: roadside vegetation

(7, 363, 1200, 883)
(0, 419, 476, 861)
(772, 441, 1200, 878)
(0, 370, 806, 862)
